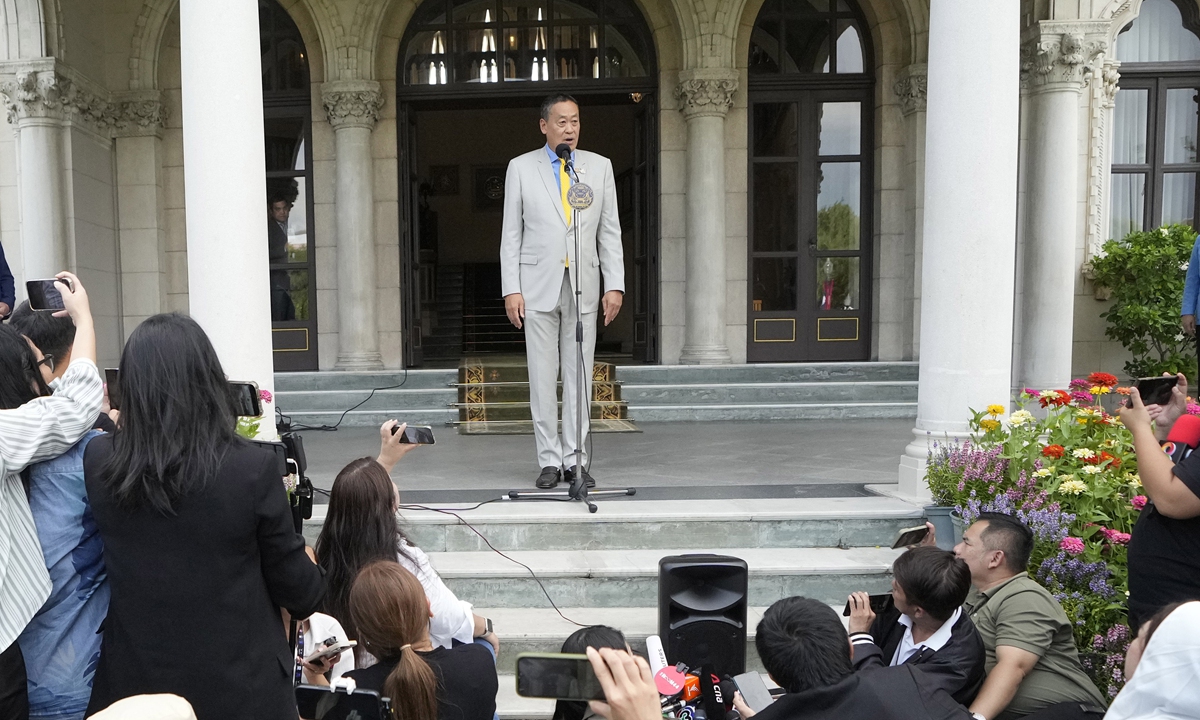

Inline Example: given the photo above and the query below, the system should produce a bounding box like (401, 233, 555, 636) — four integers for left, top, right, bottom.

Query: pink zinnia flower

(1060, 537, 1086, 555)
(259, 389, 273, 404)
(1131, 495, 1147, 510)
(1023, 388, 1041, 398)
(1102, 528, 1132, 545)
(1188, 403, 1200, 417)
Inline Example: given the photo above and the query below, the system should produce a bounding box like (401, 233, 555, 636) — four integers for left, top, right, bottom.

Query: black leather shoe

(536, 466, 561, 489)
(564, 467, 596, 489)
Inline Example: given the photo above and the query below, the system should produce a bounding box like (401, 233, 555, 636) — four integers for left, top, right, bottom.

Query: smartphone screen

(842, 593, 893, 617)
(229, 381, 262, 417)
(732, 672, 775, 713)
(105, 368, 122, 411)
(26, 279, 66, 311)
(1135, 376, 1178, 406)
(516, 653, 605, 701)
(392, 424, 436, 444)
(295, 685, 387, 720)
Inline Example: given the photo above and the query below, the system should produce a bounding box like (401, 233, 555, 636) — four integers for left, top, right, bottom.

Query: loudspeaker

(658, 554, 748, 678)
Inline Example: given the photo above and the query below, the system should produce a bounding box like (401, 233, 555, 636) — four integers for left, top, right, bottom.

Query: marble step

(276, 387, 458, 412)
(627, 402, 916, 422)
(453, 401, 628, 422)
(301, 498, 924, 552)
(275, 369, 457, 392)
(429, 546, 903, 608)
(623, 381, 915, 406)
(617, 362, 919, 384)
(283, 408, 458, 428)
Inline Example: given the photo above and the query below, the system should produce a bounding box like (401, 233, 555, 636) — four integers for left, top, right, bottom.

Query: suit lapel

(535, 152, 569, 228)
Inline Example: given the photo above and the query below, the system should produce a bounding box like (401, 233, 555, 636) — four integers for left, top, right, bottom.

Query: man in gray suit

(501, 94, 625, 489)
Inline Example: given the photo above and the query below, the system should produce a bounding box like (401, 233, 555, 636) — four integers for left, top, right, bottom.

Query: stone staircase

(273, 362, 917, 428)
(300, 496, 921, 718)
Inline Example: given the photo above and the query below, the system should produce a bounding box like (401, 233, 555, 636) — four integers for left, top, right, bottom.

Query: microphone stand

(507, 154, 635, 513)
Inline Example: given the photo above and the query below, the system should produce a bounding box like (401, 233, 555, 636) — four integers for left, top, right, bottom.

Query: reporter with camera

(82, 313, 325, 720)
(0, 272, 102, 720)
(1118, 384, 1200, 628)
(316, 422, 497, 661)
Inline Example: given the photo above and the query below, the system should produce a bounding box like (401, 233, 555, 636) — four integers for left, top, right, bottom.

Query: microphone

(1164, 414, 1200, 463)
(555, 142, 575, 177)
(646, 635, 668, 676)
(655, 665, 687, 698)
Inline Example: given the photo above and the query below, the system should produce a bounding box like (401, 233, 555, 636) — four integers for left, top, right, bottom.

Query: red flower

(1039, 390, 1071, 408)
(1099, 451, 1121, 468)
(1088, 372, 1119, 388)
(1043, 445, 1065, 459)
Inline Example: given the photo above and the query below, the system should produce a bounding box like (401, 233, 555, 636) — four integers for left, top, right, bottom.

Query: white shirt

(397, 540, 476, 649)
(0, 359, 102, 652)
(299, 612, 354, 680)
(891, 607, 961, 666)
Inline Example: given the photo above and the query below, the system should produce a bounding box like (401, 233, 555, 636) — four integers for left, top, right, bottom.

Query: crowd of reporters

(0, 273, 1197, 720)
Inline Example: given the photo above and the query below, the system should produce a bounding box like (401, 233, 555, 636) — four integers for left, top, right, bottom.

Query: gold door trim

(817, 317, 860, 342)
(271, 327, 310, 352)
(753, 318, 797, 343)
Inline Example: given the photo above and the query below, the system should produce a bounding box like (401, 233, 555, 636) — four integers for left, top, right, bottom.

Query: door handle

(807, 239, 816, 256)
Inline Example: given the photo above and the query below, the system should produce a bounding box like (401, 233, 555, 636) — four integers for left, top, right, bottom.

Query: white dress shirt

(891, 606, 961, 666)
(397, 540, 476, 649)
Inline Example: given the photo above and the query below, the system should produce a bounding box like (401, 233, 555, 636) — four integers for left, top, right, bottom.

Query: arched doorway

(1110, 0, 1200, 236)
(746, 0, 874, 362)
(260, 0, 319, 371)
(396, 0, 658, 366)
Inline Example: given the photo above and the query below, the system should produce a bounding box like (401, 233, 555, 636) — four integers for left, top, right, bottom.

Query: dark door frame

(396, 87, 660, 367)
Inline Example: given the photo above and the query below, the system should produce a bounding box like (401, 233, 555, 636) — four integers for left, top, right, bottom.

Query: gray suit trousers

(524, 269, 597, 470)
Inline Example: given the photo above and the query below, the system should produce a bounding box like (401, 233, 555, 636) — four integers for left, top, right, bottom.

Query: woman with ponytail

(344, 561, 498, 720)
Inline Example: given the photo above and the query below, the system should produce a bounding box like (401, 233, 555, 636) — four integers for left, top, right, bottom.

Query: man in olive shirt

(953, 513, 1105, 720)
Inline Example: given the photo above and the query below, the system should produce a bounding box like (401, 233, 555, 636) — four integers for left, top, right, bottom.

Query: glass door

(748, 90, 871, 361)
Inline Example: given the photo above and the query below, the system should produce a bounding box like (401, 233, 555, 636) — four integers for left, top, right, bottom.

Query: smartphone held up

(391, 423, 436, 444)
(26, 278, 73, 312)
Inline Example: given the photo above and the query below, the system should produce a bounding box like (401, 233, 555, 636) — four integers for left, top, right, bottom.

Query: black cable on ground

(281, 368, 409, 433)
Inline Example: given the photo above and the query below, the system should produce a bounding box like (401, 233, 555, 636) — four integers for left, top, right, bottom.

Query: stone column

(323, 81, 385, 370)
(1017, 24, 1107, 390)
(178, 0, 276, 417)
(1, 66, 69, 278)
(897, 0, 1021, 497)
(894, 65, 927, 359)
(676, 70, 737, 365)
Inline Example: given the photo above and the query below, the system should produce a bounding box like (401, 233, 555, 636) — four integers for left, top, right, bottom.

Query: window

(1111, 0, 1200, 237)
(748, 0, 868, 76)
(400, 0, 654, 86)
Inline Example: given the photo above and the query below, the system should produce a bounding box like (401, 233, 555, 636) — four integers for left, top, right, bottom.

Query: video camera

(252, 431, 314, 534)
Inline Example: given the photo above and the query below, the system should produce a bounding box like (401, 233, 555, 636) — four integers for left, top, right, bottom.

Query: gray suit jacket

(499, 147, 625, 313)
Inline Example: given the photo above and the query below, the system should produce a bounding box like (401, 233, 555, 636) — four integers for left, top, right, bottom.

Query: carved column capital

(113, 92, 169, 137)
(1021, 22, 1109, 93)
(1, 68, 67, 125)
(893, 64, 927, 116)
(322, 80, 384, 130)
(675, 70, 738, 120)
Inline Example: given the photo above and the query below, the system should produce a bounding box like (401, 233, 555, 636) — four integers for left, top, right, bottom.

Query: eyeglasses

(37, 354, 55, 373)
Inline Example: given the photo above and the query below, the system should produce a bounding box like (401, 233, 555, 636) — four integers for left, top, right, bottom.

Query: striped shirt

(0, 358, 102, 652)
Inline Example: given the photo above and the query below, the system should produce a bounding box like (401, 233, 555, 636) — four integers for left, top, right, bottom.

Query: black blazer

(852, 605, 985, 705)
(753, 666, 973, 720)
(83, 436, 325, 720)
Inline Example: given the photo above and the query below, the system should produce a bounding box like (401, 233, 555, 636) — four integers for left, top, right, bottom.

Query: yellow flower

(979, 418, 1001, 431)
(1103, 439, 1118, 448)
(986, 404, 1006, 416)
(1058, 478, 1088, 495)
(1126, 473, 1142, 488)
(1089, 386, 1111, 395)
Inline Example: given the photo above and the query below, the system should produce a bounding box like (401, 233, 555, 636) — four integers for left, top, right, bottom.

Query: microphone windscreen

(645, 635, 668, 676)
(555, 143, 572, 159)
(1167, 414, 1200, 447)
(655, 666, 687, 697)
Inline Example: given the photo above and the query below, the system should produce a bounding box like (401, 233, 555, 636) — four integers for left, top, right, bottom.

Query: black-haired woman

(82, 313, 324, 720)
(0, 272, 102, 720)
(552, 626, 630, 720)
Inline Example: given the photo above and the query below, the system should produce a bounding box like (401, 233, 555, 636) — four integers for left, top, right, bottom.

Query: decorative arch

(0, 0, 62, 60)
(370, 0, 686, 81)
(129, 0, 332, 91)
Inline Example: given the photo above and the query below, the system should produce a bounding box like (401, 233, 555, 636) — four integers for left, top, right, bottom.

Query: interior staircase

(273, 362, 917, 429)
(300, 495, 921, 719)
(423, 264, 466, 361)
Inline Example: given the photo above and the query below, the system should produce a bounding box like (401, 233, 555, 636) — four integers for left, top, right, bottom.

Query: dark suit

(852, 605, 985, 705)
(268, 220, 295, 321)
(753, 666, 973, 720)
(83, 437, 324, 720)
(0, 239, 14, 315)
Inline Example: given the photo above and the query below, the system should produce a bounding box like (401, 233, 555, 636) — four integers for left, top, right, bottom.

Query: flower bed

(926, 372, 1143, 699)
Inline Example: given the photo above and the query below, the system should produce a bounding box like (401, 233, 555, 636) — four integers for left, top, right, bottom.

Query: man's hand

(1185, 314, 1196, 336)
(53, 271, 90, 323)
(377, 420, 422, 473)
(733, 692, 757, 719)
(585, 647, 660, 720)
(505, 293, 525, 329)
(1119, 387, 1154, 434)
(482, 631, 500, 657)
(602, 291, 623, 327)
(1145, 373, 1188, 435)
(0, 301, 9, 318)
(918, 521, 938, 547)
(847, 592, 876, 634)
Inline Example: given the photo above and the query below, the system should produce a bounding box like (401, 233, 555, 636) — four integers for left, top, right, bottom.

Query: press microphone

(646, 635, 668, 675)
(655, 665, 687, 698)
(1164, 414, 1200, 463)
(555, 142, 573, 165)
